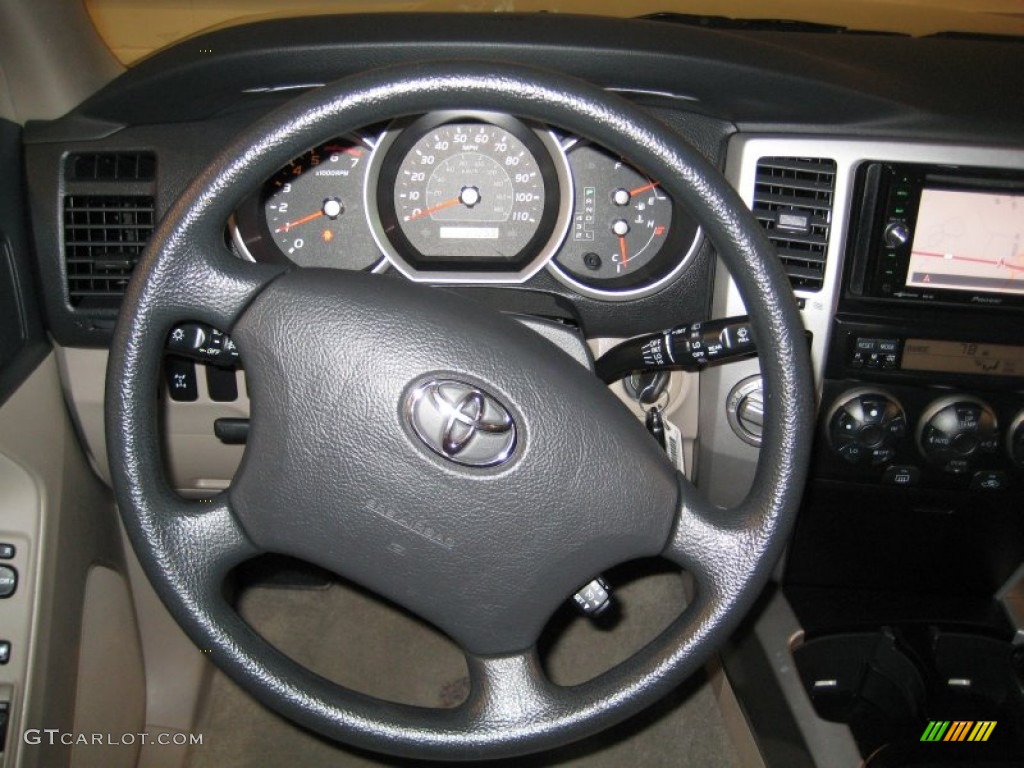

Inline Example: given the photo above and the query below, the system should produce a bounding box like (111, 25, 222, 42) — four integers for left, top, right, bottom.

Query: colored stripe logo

(920, 720, 996, 742)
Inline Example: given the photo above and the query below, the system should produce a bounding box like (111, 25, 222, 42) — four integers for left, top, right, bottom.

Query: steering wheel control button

(0, 642, 9, 665)
(406, 379, 516, 467)
(0, 566, 17, 598)
(827, 389, 906, 466)
(883, 465, 920, 487)
(0, 544, 13, 560)
(167, 323, 240, 367)
(165, 358, 198, 402)
(594, 315, 757, 383)
(167, 322, 206, 353)
(917, 396, 999, 474)
(573, 577, 612, 617)
(206, 365, 239, 402)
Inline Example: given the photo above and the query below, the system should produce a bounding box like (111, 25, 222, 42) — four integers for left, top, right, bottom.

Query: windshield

(87, 0, 1024, 65)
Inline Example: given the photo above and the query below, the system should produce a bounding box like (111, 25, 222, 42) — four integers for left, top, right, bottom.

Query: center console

(787, 160, 1024, 762)
(714, 139, 1024, 767)
(809, 159, 1024, 514)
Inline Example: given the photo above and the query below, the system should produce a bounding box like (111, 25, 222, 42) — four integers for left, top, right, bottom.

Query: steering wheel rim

(106, 62, 814, 760)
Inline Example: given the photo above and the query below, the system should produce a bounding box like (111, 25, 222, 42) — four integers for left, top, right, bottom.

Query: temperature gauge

(552, 144, 700, 297)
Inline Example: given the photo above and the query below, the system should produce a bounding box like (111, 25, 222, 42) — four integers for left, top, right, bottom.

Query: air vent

(67, 151, 156, 181)
(64, 195, 155, 308)
(752, 157, 837, 292)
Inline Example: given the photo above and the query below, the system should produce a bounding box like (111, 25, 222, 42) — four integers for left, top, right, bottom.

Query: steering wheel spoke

(462, 648, 561, 732)
(146, 242, 286, 335)
(158, 495, 261, 588)
(661, 475, 759, 603)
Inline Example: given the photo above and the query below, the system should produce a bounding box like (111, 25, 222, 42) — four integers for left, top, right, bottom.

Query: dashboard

(11, 11, 1024, 766)
(230, 114, 699, 299)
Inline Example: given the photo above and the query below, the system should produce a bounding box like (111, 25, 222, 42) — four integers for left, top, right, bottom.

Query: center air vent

(64, 195, 155, 308)
(752, 157, 837, 292)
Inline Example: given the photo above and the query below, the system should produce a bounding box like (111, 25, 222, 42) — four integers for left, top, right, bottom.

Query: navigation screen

(906, 188, 1024, 296)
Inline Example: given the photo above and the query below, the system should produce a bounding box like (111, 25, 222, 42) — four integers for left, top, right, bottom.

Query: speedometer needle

(628, 181, 660, 196)
(403, 196, 461, 222)
(274, 211, 323, 233)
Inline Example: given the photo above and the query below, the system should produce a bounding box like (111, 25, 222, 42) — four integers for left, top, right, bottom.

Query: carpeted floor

(186, 561, 742, 768)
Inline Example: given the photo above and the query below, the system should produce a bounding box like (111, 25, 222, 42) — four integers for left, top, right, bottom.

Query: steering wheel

(106, 62, 814, 761)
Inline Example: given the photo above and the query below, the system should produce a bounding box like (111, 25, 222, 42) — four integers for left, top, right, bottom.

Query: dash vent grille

(66, 151, 156, 181)
(63, 195, 154, 308)
(752, 157, 837, 292)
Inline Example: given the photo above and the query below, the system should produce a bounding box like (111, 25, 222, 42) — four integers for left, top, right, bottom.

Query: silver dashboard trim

(700, 137, 1024, 508)
(606, 86, 700, 103)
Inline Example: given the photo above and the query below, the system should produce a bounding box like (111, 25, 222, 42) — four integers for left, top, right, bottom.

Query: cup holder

(793, 628, 926, 726)
(793, 626, 1024, 764)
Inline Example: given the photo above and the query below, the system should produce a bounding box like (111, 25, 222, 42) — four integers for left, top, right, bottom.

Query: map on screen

(906, 188, 1024, 296)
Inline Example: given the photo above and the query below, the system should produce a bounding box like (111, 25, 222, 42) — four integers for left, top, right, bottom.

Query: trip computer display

(902, 339, 1024, 378)
(905, 188, 1024, 296)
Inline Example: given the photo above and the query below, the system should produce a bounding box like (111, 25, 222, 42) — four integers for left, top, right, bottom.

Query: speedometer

(370, 113, 571, 281)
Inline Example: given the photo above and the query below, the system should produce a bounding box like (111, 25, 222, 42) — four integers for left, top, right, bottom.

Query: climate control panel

(820, 382, 1022, 491)
(916, 396, 999, 475)
(826, 389, 906, 466)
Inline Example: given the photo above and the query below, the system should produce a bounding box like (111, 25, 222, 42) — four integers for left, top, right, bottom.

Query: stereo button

(883, 222, 911, 248)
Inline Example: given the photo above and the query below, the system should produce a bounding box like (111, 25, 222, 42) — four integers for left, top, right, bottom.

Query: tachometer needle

(628, 181, 660, 197)
(274, 211, 324, 233)
(619, 235, 629, 269)
(403, 196, 461, 222)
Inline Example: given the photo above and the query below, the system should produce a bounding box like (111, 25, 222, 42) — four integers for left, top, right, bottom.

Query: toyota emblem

(405, 379, 517, 467)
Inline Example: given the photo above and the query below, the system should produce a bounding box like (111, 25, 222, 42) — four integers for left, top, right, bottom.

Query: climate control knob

(827, 389, 907, 466)
(1008, 412, 1024, 469)
(917, 396, 999, 474)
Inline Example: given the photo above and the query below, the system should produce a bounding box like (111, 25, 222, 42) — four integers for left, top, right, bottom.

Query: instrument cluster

(231, 111, 702, 300)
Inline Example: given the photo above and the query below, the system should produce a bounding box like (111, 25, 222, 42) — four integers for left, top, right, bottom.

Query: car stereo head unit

(848, 161, 1024, 311)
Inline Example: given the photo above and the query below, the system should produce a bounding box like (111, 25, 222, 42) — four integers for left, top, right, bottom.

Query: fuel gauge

(551, 144, 700, 298)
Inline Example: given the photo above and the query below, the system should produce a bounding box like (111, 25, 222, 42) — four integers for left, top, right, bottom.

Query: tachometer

(231, 136, 383, 270)
(262, 138, 380, 269)
(370, 113, 571, 280)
